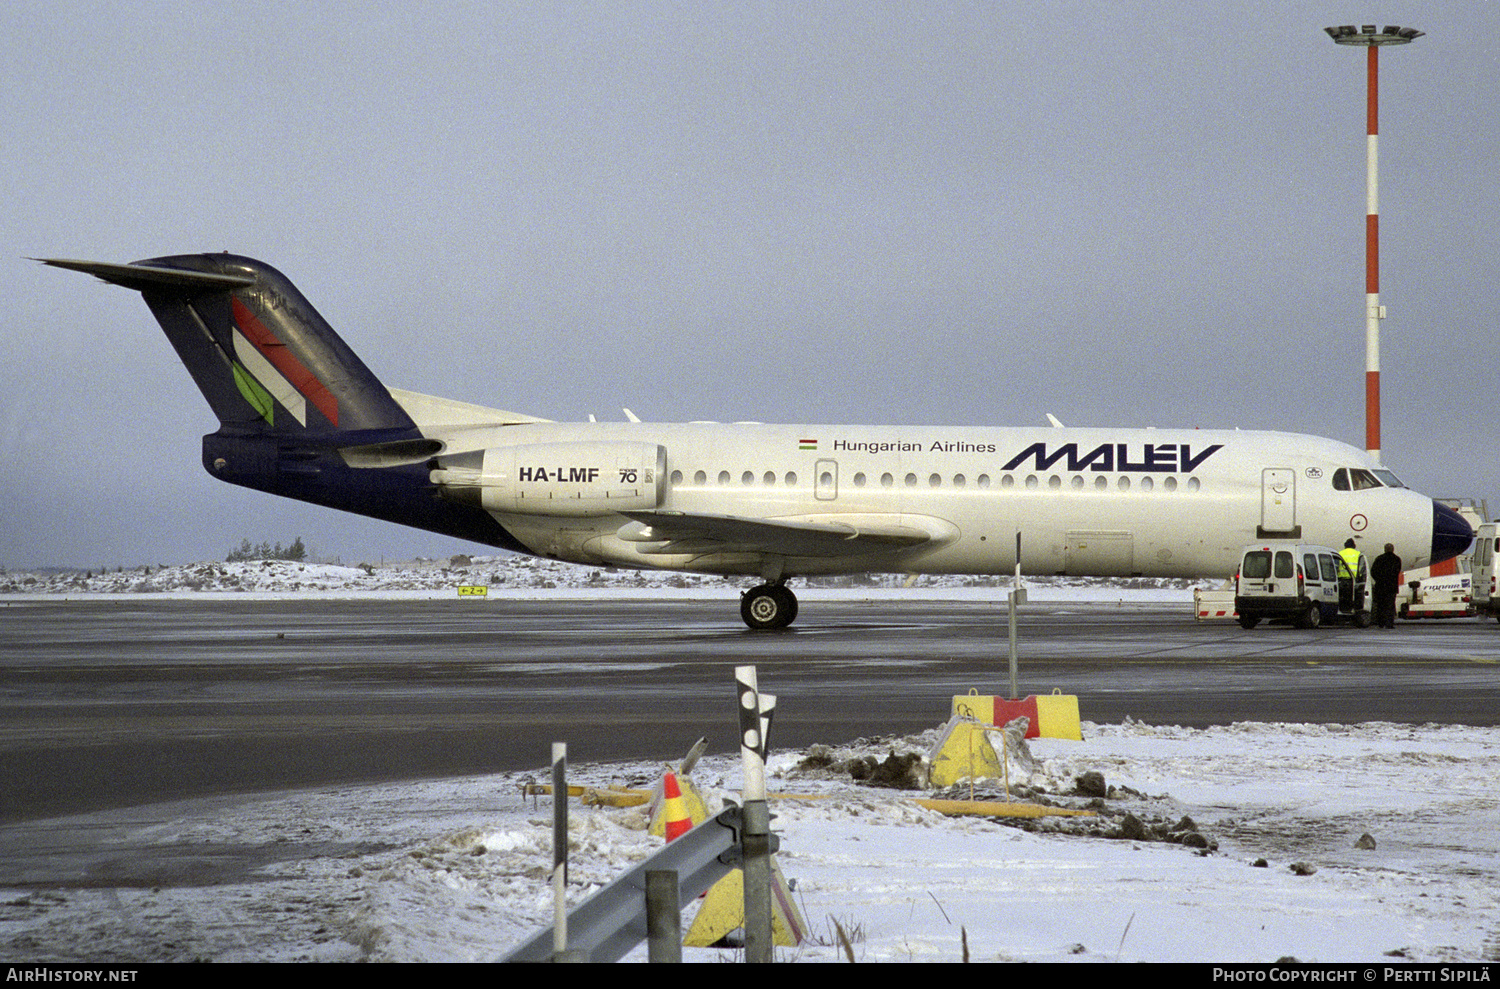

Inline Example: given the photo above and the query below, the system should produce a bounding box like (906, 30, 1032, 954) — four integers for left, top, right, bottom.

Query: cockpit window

(1333, 467, 1397, 491)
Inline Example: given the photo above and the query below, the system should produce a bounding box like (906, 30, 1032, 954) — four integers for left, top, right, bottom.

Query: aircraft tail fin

(40, 254, 419, 440)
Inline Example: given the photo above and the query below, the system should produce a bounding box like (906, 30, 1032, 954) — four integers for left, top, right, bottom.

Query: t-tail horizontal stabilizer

(36, 257, 256, 293)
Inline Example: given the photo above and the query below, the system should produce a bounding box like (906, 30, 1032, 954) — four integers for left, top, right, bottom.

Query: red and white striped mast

(1323, 23, 1423, 465)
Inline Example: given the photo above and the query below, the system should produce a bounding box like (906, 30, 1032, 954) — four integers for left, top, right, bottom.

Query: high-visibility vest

(1339, 547, 1362, 579)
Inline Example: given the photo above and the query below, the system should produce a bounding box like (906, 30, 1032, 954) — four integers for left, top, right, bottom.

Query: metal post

(1008, 532, 1025, 700)
(550, 742, 583, 961)
(645, 870, 682, 963)
(736, 665, 774, 963)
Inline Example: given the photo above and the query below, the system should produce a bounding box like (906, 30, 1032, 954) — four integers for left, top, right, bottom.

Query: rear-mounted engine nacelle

(431, 441, 666, 516)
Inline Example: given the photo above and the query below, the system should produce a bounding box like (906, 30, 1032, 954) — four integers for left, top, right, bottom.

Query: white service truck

(1396, 499, 1485, 620)
(1467, 522, 1500, 622)
(1399, 571, 1474, 620)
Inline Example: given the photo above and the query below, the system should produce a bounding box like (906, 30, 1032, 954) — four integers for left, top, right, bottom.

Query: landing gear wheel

(773, 584, 798, 625)
(741, 583, 798, 630)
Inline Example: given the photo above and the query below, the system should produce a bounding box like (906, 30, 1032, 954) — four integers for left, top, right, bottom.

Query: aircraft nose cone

(1431, 501, 1474, 565)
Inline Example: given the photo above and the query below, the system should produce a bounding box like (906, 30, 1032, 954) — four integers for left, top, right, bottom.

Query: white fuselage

(429, 418, 1439, 582)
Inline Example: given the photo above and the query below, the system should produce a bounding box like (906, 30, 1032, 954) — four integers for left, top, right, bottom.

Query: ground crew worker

(1339, 538, 1363, 610)
(1371, 543, 1404, 628)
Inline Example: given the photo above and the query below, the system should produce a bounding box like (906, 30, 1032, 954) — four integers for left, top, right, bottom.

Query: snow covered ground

(0, 553, 1214, 601)
(3, 720, 1497, 964)
(3, 557, 1495, 964)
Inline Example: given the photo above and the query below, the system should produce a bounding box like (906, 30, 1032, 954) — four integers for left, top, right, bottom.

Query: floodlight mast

(1323, 24, 1423, 465)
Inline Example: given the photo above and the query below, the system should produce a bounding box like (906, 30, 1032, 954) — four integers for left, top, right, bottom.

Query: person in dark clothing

(1371, 543, 1404, 628)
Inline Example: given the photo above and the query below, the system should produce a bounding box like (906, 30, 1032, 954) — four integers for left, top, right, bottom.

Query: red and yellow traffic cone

(662, 771, 692, 842)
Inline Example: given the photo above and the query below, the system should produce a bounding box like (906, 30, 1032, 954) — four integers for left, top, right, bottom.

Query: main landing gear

(740, 582, 798, 630)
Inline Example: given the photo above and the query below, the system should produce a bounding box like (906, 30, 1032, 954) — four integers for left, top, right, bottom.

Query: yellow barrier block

(1034, 692, 1082, 740)
(951, 689, 1083, 740)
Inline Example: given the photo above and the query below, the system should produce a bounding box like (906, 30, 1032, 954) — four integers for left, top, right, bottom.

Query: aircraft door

(1259, 468, 1300, 538)
(814, 459, 838, 501)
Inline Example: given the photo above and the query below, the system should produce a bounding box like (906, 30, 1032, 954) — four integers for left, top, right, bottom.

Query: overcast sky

(3, 1, 1496, 568)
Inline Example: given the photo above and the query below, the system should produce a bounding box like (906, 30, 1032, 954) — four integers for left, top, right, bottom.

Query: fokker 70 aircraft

(44, 254, 1473, 628)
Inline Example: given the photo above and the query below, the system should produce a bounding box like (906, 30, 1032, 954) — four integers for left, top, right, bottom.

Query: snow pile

(3, 721, 1497, 963)
(0, 554, 1217, 599)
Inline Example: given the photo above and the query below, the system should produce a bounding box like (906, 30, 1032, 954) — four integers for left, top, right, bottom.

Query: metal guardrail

(503, 804, 777, 963)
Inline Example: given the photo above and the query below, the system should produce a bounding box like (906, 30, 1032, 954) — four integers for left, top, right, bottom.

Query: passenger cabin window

(1274, 551, 1295, 578)
(1303, 554, 1319, 579)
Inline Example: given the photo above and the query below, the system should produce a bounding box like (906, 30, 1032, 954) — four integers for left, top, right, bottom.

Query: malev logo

(1001, 442, 1223, 473)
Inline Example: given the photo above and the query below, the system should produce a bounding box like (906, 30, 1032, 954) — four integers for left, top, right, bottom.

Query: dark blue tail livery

(42, 254, 527, 552)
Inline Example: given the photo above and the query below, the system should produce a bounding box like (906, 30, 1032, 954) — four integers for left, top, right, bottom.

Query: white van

(1468, 522, 1500, 622)
(1234, 542, 1372, 629)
